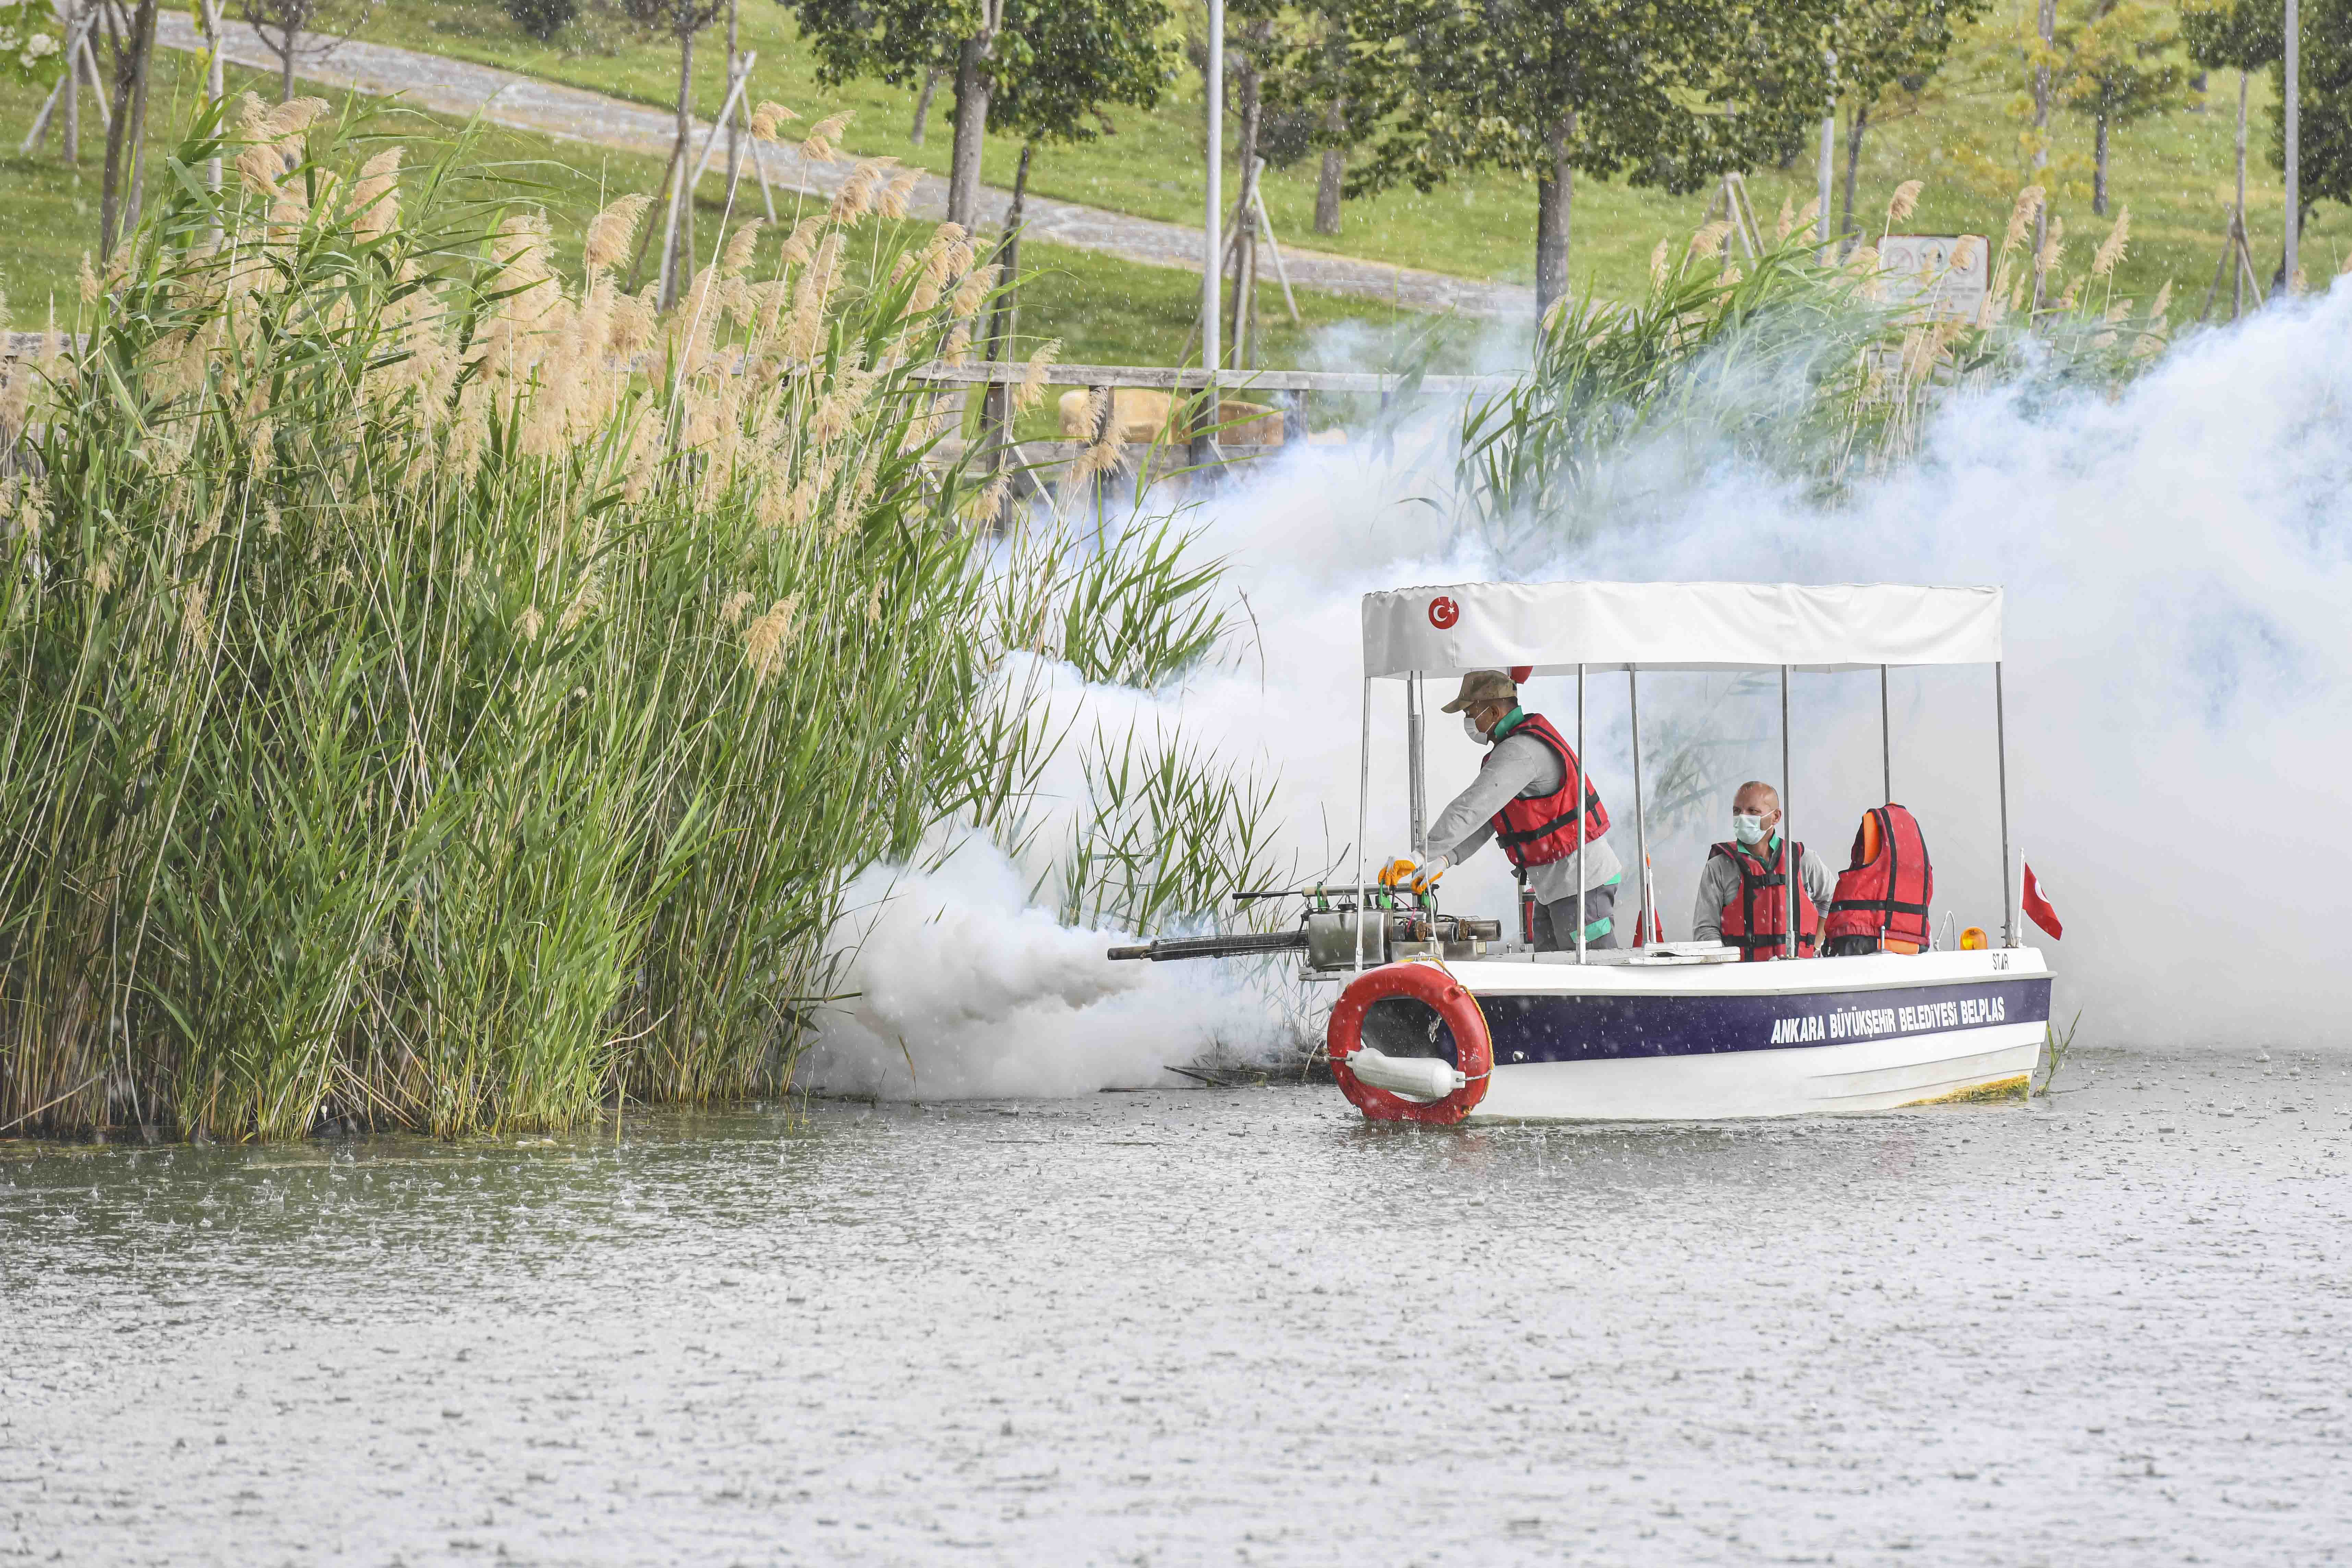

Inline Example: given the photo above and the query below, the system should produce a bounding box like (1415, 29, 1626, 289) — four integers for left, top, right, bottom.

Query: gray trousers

(1530, 883, 1618, 952)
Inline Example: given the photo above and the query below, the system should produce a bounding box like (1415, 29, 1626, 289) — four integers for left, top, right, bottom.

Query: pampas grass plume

(749, 101, 798, 141)
(585, 193, 652, 273)
(2091, 206, 2129, 278)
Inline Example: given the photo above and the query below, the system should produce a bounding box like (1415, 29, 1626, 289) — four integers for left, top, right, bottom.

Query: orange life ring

(1327, 959, 1493, 1124)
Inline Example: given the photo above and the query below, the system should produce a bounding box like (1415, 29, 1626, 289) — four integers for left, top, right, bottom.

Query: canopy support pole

(1406, 674, 1427, 861)
(1354, 676, 1371, 972)
(1996, 661, 2014, 948)
(1782, 664, 1797, 959)
(1879, 664, 1892, 804)
(1628, 669, 1649, 949)
(1576, 665, 1588, 965)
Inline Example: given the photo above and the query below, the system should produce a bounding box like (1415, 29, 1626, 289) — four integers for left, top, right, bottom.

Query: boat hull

(1357, 949, 2051, 1123)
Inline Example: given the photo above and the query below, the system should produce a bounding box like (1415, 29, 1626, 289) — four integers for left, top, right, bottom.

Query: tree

(98, 0, 158, 258)
(795, 0, 1171, 230)
(978, 0, 1173, 361)
(239, 0, 380, 102)
(795, 0, 997, 227)
(625, 0, 726, 304)
(503, 0, 579, 43)
(2263, 0, 2352, 240)
(1336, 0, 1841, 320)
(2061, 1, 2193, 213)
(2184, 0, 2281, 259)
(1826, 0, 1986, 249)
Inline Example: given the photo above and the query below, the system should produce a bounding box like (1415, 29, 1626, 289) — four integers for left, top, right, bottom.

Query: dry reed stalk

(2035, 214, 2065, 280)
(749, 101, 798, 141)
(2091, 207, 2129, 278)
(350, 148, 403, 241)
(801, 112, 852, 162)
(1886, 179, 1923, 228)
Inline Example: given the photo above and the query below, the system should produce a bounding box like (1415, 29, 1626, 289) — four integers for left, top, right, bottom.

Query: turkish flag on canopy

(2022, 862, 2063, 940)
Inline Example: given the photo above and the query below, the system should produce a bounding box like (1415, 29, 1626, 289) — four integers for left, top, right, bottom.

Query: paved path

(156, 16, 1533, 319)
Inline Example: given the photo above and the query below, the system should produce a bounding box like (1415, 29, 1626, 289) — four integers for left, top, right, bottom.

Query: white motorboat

(1114, 578, 2053, 1123)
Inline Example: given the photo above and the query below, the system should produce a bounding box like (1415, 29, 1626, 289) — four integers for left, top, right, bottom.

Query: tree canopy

(1328, 0, 1842, 315)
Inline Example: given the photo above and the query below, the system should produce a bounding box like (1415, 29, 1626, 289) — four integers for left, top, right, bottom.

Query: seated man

(1694, 781, 1832, 960)
(1414, 670, 1621, 952)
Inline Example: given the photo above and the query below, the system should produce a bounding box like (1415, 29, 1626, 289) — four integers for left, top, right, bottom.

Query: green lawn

(355, 0, 2339, 309)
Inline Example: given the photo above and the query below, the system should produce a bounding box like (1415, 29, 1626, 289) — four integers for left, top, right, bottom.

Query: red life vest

(1710, 837, 1819, 960)
(1824, 804, 1934, 954)
(1486, 712, 1609, 870)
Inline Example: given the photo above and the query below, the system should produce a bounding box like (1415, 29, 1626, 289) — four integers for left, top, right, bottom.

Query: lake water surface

(5, 1045, 2347, 1565)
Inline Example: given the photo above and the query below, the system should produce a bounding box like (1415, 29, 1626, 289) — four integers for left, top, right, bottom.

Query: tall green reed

(1454, 189, 2175, 553)
(0, 97, 1260, 1139)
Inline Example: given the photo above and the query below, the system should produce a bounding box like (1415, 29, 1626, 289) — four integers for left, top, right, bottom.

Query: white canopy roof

(1361, 580, 2003, 677)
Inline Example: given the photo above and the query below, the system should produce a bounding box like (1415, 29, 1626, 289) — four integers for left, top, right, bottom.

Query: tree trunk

(280, 27, 294, 102)
(2093, 111, 2109, 216)
(724, 0, 739, 193)
(1314, 148, 1345, 236)
(631, 134, 685, 292)
(2234, 69, 2248, 316)
(1314, 101, 1345, 235)
(1533, 120, 1572, 324)
(911, 65, 942, 146)
(1839, 102, 1868, 255)
(946, 32, 992, 229)
(62, 0, 79, 165)
(98, 0, 156, 260)
(988, 142, 1031, 358)
(124, 5, 157, 236)
(204, 0, 224, 196)
(2031, 0, 2055, 309)
(1227, 41, 1262, 369)
(660, 25, 695, 307)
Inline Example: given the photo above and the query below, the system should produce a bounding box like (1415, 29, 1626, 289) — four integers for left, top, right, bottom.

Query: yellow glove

(1410, 853, 1452, 894)
(1376, 857, 1418, 890)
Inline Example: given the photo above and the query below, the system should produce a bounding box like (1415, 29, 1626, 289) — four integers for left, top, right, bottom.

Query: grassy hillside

(360, 0, 2337, 308)
(9, 2, 2331, 373)
(0, 52, 1426, 390)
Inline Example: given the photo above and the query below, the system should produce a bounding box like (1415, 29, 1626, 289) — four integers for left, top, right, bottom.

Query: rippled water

(5, 1045, 2348, 1565)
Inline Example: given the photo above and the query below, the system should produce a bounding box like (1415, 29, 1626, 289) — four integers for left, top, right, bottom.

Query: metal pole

(1817, 51, 1837, 266)
(1879, 664, 1892, 803)
(2286, 0, 2301, 293)
(1354, 675, 1371, 972)
(1576, 665, 1588, 965)
(1203, 0, 1223, 384)
(1406, 675, 1427, 861)
(1628, 669, 1649, 949)
(1781, 664, 1797, 957)
(1995, 661, 2015, 948)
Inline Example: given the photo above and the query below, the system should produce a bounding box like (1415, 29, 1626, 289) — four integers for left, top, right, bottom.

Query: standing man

(1693, 781, 1832, 959)
(1412, 670, 1620, 952)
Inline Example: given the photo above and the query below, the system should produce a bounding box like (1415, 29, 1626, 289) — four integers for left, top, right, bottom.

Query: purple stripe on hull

(1481, 978, 2053, 1066)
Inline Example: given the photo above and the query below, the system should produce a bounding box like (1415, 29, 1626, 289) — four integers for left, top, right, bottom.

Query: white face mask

(1732, 813, 1768, 846)
(1463, 712, 1491, 744)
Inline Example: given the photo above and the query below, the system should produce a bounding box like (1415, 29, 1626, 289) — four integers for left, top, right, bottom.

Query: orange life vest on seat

(1487, 712, 1609, 870)
(1824, 804, 1934, 954)
(1711, 837, 1819, 960)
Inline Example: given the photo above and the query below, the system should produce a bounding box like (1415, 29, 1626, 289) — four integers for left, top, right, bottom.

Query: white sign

(1878, 234, 1991, 323)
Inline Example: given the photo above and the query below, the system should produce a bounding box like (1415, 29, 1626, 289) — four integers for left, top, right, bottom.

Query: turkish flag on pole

(2022, 861, 2063, 941)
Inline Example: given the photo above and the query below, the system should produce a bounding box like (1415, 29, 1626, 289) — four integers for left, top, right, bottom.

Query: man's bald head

(1734, 781, 1780, 817)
